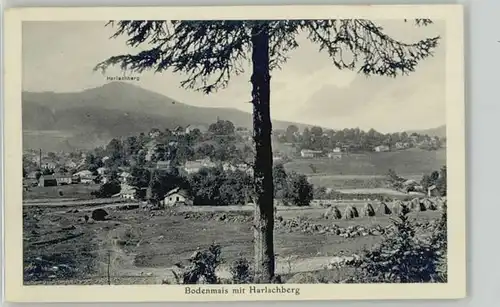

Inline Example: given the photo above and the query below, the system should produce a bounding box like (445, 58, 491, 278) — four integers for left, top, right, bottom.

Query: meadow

(23, 183, 100, 201)
(285, 148, 446, 177)
(287, 148, 446, 192)
(23, 200, 442, 285)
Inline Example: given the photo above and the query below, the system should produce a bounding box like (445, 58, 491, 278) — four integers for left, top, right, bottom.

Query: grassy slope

(23, 184, 100, 201)
(284, 148, 446, 177)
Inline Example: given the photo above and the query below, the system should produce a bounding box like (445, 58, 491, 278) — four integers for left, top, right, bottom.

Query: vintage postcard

(3, 4, 466, 303)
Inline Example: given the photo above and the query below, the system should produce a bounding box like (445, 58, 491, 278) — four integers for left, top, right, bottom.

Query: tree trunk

(250, 22, 275, 283)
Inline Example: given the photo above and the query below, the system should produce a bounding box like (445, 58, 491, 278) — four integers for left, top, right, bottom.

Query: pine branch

(303, 19, 439, 77)
(95, 20, 252, 94)
(95, 19, 439, 92)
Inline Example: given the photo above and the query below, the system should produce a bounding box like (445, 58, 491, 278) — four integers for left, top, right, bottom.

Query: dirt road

(114, 255, 349, 284)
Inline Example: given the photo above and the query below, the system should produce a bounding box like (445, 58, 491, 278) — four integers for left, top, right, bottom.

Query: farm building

(97, 167, 108, 175)
(38, 175, 58, 187)
(185, 125, 208, 134)
(300, 149, 323, 158)
(119, 171, 132, 184)
(74, 170, 93, 179)
(118, 184, 136, 199)
(173, 126, 186, 136)
(374, 145, 390, 152)
(41, 162, 57, 170)
(163, 187, 193, 206)
(55, 175, 72, 185)
(327, 152, 342, 159)
(81, 177, 96, 184)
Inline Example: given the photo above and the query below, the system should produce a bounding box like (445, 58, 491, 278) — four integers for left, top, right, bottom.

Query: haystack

(391, 200, 406, 215)
(426, 198, 438, 211)
(352, 206, 359, 217)
(377, 202, 392, 215)
(344, 205, 359, 220)
(410, 198, 420, 210)
(323, 207, 331, 219)
(416, 200, 427, 212)
(363, 203, 376, 217)
(324, 206, 342, 220)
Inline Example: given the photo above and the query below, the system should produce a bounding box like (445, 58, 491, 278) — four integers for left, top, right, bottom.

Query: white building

(327, 152, 342, 159)
(185, 125, 208, 134)
(42, 162, 57, 170)
(300, 149, 323, 158)
(173, 126, 186, 136)
(97, 167, 108, 175)
(74, 170, 93, 179)
(163, 188, 193, 206)
(119, 184, 136, 199)
(64, 161, 77, 169)
(374, 145, 390, 152)
(119, 171, 132, 184)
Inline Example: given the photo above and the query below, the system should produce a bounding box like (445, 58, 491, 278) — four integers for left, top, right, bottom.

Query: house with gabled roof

(163, 187, 193, 207)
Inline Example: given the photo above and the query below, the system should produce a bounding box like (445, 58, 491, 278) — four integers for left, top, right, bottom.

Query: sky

(22, 20, 446, 133)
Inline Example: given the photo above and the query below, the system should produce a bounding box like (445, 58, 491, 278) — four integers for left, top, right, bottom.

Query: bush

(180, 243, 223, 284)
(230, 258, 253, 284)
(351, 206, 447, 283)
(189, 167, 252, 206)
(288, 173, 314, 206)
(166, 245, 256, 285)
(91, 181, 121, 198)
(430, 202, 447, 282)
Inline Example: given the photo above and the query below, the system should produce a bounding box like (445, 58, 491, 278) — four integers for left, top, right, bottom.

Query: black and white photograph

(3, 4, 466, 302)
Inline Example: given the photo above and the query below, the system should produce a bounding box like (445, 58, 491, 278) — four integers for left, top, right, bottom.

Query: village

(23, 120, 446, 208)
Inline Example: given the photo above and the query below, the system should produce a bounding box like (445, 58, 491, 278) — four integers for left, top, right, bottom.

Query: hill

(406, 125, 446, 138)
(22, 82, 311, 152)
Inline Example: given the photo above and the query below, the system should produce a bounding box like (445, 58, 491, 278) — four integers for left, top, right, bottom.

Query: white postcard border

(3, 4, 466, 303)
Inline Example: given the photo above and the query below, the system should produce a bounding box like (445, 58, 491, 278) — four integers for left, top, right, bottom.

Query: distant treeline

(274, 125, 445, 152)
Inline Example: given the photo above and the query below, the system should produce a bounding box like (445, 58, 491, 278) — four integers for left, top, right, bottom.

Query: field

(285, 148, 445, 176)
(287, 148, 446, 192)
(23, 184, 100, 201)
(23, 201, 442, 285)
